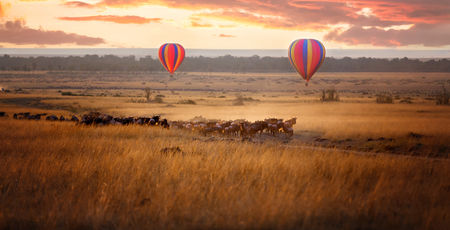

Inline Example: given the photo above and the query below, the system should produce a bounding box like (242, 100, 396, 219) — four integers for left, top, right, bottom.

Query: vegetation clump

(320, 89, 340, 102)
(178, 99, 196, 105)
(436, 86, 449, 105)
(233, 95, 259, 106)
(376, 94, 394, 104)
(399, 97, 413, 104)
(61, 91, 92, 96)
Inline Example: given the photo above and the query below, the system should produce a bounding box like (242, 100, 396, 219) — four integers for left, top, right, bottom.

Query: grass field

(0, 71, 449, 229)
(1, 120, 449, 229)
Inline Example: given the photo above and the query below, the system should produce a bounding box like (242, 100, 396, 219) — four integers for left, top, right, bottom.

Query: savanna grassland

(0, 71, 449, 229)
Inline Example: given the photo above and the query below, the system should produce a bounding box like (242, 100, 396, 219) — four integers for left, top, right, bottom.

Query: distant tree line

(0, 54, 449, 72)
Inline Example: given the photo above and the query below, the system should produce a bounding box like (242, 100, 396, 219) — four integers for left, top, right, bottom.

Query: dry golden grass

(1, 71, 449, 228)
(0, 119, 449, 229)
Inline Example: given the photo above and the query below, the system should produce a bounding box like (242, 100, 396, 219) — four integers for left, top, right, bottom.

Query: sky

(1, 0, 450, 49)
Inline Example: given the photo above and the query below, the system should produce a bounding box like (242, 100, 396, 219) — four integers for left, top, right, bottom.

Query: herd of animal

(0, 111, 296, 138)
(171, 118, 296, 137)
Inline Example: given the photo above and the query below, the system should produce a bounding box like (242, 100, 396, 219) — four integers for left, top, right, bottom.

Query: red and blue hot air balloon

(288, 39, 326, 86)
(159, 43, 185, 76)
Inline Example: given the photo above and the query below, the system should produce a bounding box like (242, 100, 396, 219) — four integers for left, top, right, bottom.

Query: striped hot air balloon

(159, 43, 185, 75)
(288, 39, 326, 86)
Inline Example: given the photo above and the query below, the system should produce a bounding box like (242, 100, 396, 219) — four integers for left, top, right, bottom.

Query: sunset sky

(1, 0, 450, 49)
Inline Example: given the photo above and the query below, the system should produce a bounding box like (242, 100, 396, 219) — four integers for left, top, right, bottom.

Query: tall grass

(0, 120, 449, 229)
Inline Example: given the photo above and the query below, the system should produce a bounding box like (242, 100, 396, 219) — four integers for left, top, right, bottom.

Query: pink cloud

(58, 15, 162, 24)
(218, 34, 235, 38)
(62, 0, 450, 46)
(0, 20, 105, 45)
(325, 23, 450, 47)
(64, 1, 96, 8)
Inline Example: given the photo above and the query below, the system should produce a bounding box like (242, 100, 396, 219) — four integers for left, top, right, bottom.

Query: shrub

(178, 99, 196, 105)
(144, 88, 152, 102)
(153, 97, 164, 104)
(376, 94, 394, 104)
(400, 97, 413, 104)
(320, 89, 339, 102)
(61, 91, 74, 96)
(232, 95, 259, 106)
(436, 86, 449, 105)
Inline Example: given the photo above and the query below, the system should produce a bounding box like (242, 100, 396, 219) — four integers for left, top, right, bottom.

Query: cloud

(64, 1, 96, 8)
(190, 17, 213, 27)
(61, 0, 450, 46)
(218, 34, 235, 38)
(325, 23, 450, 47)
(58, 15, 162, 24)
(0, 2, 10, 18)
(0, 20, 105, 45)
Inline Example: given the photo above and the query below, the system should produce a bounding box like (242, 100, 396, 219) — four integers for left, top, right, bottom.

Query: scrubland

(0, 71, 449, 229)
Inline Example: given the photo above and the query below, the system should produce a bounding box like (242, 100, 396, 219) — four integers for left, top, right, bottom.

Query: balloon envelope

(288, 39, 326, 83)
(159, 43, 185, 74)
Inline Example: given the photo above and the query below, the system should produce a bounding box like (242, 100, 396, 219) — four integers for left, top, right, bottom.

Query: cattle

(265, 118, 284, 136)
(149, 115, 160, 125)
(160, 119, 170, 129)
(28, 114, 41, 120)
(281, 118, 297, 137)
(71, 115, 79, 122)
(46, 115, 58, 121)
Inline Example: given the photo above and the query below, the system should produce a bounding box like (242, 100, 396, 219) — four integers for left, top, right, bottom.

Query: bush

(61, 91, 74, 96)
(399, 97, 413, 104)
(178, 99, 196, 105)
(153, 97, 164, 104)
(320, 89, 339, 102)
(436, 86, 449, 105)
(61, 91, 92, 96)
(376, 94, 394, 104)
(232, 95, 259, 106)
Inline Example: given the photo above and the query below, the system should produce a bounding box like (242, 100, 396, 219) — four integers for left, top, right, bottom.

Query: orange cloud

(0, 2, 10, 18)
(64, 1, 96, 8)
(0, 20, 105, 45)
(218, 34, 235, 38)
(61, 0, 450, 46)
(0, 3, 4, 18)
(58, 15, 161, 24)
(195, 10, 327, 31)
(190, 17, 213, 27)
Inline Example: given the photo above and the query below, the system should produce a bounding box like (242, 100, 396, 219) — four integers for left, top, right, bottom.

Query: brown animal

(281, 117, 296, 137)
(265, 118, 284, 136)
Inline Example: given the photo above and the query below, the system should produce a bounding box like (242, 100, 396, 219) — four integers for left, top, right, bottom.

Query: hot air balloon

(288, 39, 326, 86)
(159, 43, 185, 76)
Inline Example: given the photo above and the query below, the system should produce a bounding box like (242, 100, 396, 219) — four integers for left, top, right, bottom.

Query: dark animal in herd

(11, 112, 47, 120)
(3, 111, 296, 137)
(6, 111, 167, 128)
(79, 112, 163, 126)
